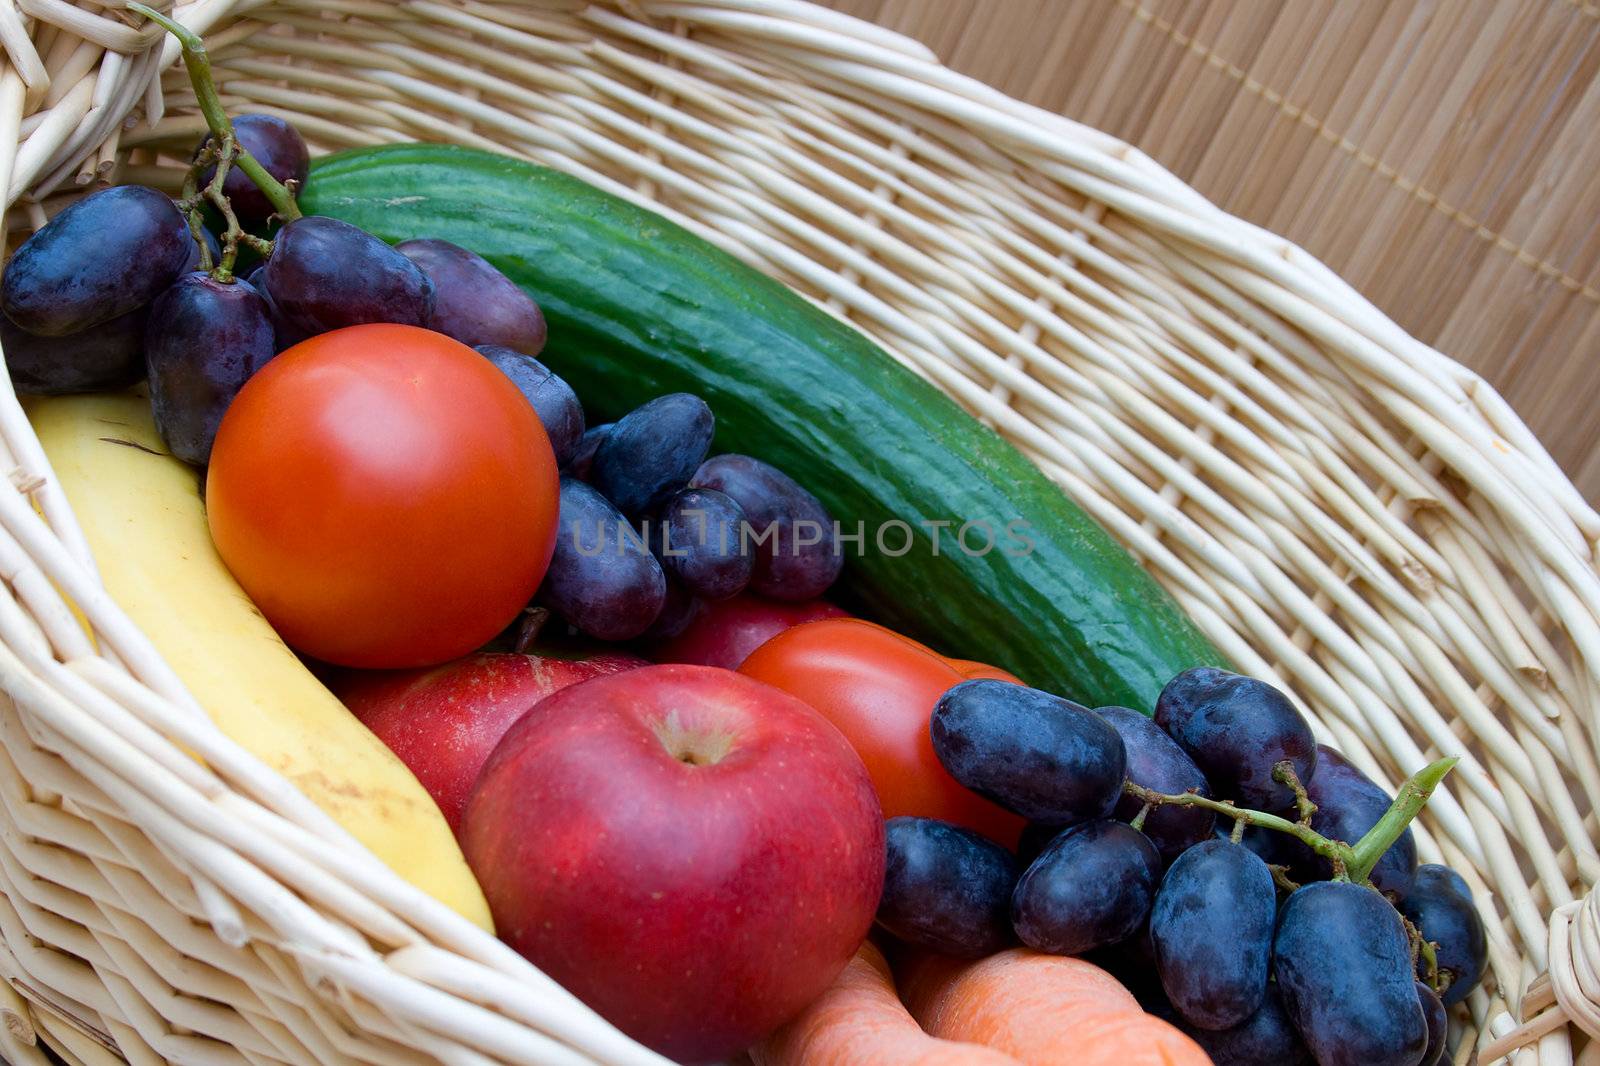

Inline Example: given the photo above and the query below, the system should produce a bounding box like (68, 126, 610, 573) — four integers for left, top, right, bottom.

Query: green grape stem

(1273, 759, 1318, 826)
(177, 148, 215, 273)
(1123, 756, 1458, 889)
(1121, 779, 1355, 875)
(1128, 801, 1153, 833)
(198, 132, 273, 277)
(1421, 939, 1446, 995)
(1268, 863, 1302, 893)
(1399, 910, 1447, 995)
(1345, 756, 1458, 883)
(128, 2, 301, 223)
(175, 137, 272, 282)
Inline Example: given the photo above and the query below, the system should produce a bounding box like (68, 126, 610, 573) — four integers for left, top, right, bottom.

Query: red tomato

(207, 324, 559, 668)
(945, 657, 1025, 685)
(845, 619, 1028, 686)
(739, 618, 1024, 846)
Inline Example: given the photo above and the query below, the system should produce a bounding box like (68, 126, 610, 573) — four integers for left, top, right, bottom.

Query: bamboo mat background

(820, 0, 1600, 503)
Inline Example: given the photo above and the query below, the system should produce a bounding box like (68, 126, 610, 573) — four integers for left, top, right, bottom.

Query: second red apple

(336, 648, 645, 831)
(648, 593, 847, 669)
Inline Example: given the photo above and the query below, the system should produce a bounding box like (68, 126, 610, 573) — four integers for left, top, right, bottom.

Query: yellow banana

(28, 393, 492, 931)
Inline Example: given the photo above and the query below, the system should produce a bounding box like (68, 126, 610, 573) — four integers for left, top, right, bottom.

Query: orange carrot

(897, 949, 1213, 1066)
(752, 942, 1023, 1066)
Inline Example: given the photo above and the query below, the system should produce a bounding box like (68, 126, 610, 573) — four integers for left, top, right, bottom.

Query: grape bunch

(3, 185, 200, 397)
(0, 108, 547, 467)
(873, 667, 1486, 1066)
(0, 109, 303, 464)
(541, 393, 846, 643)
(0, 17, 844, 650)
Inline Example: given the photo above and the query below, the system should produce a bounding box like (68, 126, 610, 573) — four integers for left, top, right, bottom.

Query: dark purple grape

(538, 477, 666, 641)
(145, 274, 276, 465)
(1086, 923, 1166, 1011)
(878, 816, 1017, 958)
(1400, 865, 1486, 1007)
(648, 487, 753, 601)
(1016, 822, 1061, 867)
(1, 306, 145, 394)
(931, 680, 1126, 824)
(566, 423, 610, 480)
(197, 115, 309, 226)
(1151, 839, 1275, 1029)
(1274, 881, 1429, 1066)
(254, 278, 312, 352)
(2, 186, 189, 335)
(1417, 981, 1447, 1066)
(590, 394, 714, 516)
(475, 346, 583, 466)
(690, 453, 842, 600)
(259, 216, 433, 336)
(1012, 819, 1159, 955)
(1179, 984, 1313, 1066)
(1098, 706, 1215, 863)
(1155, 668, 1317, 813)
(398, 238, 546, 354)
(1421, 864, 1473, 903)
(1228, 822, 1302, 869)
(1295, 746, 1417, 897)
(639, 577, 699, 642)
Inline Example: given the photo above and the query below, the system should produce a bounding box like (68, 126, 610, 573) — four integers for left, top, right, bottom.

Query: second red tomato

(739, 618, 1024, 846)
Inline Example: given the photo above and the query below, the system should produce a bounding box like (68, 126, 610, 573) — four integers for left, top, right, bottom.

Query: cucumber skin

(303, 144, 1225, 710)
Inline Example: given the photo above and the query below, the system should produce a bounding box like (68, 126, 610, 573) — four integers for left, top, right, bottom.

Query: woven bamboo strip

(823, 0, 1600, 505)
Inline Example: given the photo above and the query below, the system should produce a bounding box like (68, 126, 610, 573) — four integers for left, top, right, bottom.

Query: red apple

(336, 648, 646, 832)
(461, 664, 884, 1063)
(648, 593, 847, 670)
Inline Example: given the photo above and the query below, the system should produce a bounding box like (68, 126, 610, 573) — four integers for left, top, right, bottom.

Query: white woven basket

(0, 2, 1594, 1063)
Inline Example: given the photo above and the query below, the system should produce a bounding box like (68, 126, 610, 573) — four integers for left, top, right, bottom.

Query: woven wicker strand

(0, 1, 1591, 1063)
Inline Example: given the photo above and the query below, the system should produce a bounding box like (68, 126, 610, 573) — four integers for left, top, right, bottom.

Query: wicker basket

(0, 1, 1594, 1063)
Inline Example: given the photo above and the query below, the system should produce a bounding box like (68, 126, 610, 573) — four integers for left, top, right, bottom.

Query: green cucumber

(303, 144, 1225, 710)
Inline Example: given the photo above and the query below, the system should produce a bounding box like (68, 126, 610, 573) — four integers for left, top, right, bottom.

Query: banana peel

(28, 393, 492, 932)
